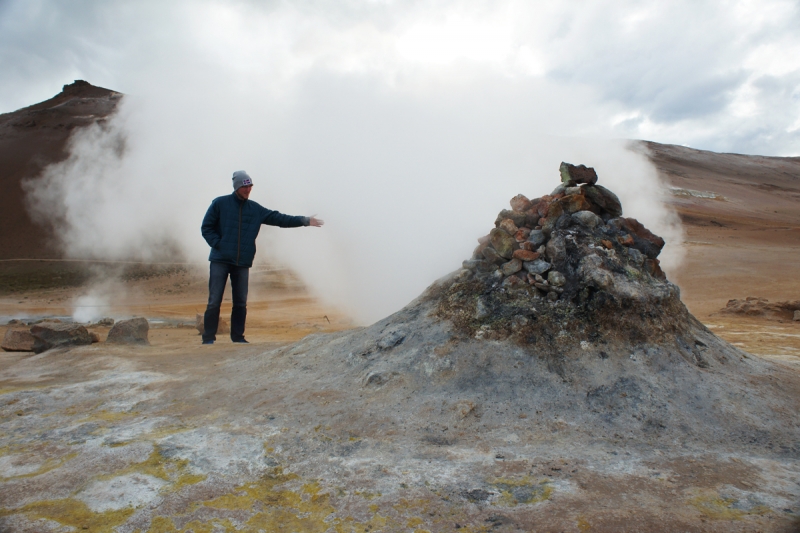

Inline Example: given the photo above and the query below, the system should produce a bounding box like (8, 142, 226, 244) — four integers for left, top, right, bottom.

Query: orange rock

(601, 239, 614, 249)
(509, 194, 532, 212)
(514, 227, 531, 242)
(499, 218, 519, 235)
(618, 235, 634, 246)
(513, 249, 540, 261)
(561, 194, 592, 214)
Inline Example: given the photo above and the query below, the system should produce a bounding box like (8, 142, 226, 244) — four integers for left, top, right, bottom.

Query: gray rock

(482, 246, 505, 266)
(626, 247, 645, 267)
(547, 271, 566, 287)
(579, 255, 614, 290)
(527, 230, 547, 248)
(2, 328, 35, 352)
(494, 209, 527, 228)
(95, 317, 115, 327)
(107, 317, 150, 345)
(547, 291, 559, 301)
(501, 258, 523, 276)
(7, 319, 23, 325)
(523, 259, 551, 275)
(583, 185, 622, 217)
(475, 299, 491, 320)
(572, 210, 603, 229)
(545, 233, 567, 264)
(565, 186, 582, 196)
(30, 322, 92, 354)
(551, 183, 567, 195)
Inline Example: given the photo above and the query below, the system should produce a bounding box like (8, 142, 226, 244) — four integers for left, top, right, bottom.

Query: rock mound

(261, 164, 799, 457)
(1, 328, 35, 352)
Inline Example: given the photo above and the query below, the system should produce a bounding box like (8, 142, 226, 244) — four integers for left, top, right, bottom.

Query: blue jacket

(201, 192, 308, 268)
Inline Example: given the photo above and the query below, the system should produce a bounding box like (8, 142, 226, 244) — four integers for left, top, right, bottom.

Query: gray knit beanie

(232, 170, 253, 191)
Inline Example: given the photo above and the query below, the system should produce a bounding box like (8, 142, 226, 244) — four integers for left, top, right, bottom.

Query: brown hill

(0, 80, 121, 260)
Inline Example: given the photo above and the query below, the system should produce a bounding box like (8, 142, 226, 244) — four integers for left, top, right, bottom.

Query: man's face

(236, 185, 253, 200)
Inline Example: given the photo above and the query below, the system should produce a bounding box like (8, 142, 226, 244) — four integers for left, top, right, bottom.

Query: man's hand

(309, 215, 324, 227)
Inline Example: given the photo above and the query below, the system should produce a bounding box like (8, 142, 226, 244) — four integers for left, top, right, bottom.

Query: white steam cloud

(22, 3, 684, 324)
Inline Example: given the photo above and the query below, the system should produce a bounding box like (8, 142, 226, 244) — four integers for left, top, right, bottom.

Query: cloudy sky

(2, 0, 799, 321)
(2, 0, 799, 155)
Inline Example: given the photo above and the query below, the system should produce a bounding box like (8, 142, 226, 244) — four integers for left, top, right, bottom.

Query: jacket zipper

(236, 201, 242, 265)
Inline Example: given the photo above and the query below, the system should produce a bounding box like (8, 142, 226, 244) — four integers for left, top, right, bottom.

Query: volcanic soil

(1, 86, 800, 531)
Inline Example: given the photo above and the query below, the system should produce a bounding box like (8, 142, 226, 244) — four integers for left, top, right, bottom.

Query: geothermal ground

(1, 87, 799, 533)
(2, 149, 800, 532)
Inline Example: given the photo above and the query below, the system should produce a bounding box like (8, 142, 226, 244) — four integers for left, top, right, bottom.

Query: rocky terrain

(2, 164, 799, 532)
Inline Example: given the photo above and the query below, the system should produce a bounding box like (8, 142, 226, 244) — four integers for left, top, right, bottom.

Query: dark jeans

(203, 262, 249, 342)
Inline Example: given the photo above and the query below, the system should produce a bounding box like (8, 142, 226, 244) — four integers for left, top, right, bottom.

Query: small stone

(644, 258, 666, 280)
(579, 255, 614, 290)
(7, 319, 23, 325)
(565, 186, 583, 196)
(794, 310, 800, 321)
(627, 248, 645, 267)
(472, 241, 489, 259)
(2, 328, 35, 352)
(619, 234, 634, 246)
(536, 196, 553, 218)
(490, 269, 504, 282)
(490, 228, 517, 259)
(514, 227, 531, 242)
(527, 229, 547, 248)
(475, 299, 491, 320)
(498, 218, 519, 235)
(520, 241, 534, 252)
(561, 194, 592, 214)
(509, 194, 532, 212)
(547, 291, 559, 302)
(572, 210, 603, 229)
(601, 239, 614, 249)
(107, 317, 150, 345)
(523, 259, 552, 275)
(462, 259, 483, 270)
(478, 234, 491, 245)
(482, 246, 506, 265)
(513, 249, 539, 261)
(559, 162, 598, 185)
(502, 275, 524, 288)
(30, 323, 92, 354)
(494, 209, 527, 228)
(537, 245, 546, 255)
(501, 258, 523, 276)
(545, 233, 567, 263)
(95, 317, 114, 327)
(547, 271, 566, 287)
(551, 184, 567, 196)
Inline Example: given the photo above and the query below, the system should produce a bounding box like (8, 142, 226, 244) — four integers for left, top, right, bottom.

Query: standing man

(200, 170, 323, 344)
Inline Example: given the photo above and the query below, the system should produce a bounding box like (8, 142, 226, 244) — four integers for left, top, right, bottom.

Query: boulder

(30, 323, 92, 354)
(583, 185, 622, 217)
(559, 162, 598, 186)
(107, 317, 150, 345)
(2, 328, 35, 352)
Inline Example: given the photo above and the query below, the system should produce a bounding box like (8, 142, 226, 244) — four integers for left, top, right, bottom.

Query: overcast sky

(1, 0, 799, 155)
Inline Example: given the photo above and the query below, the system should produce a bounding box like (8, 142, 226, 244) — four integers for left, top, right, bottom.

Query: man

(200, 170, 323, 344)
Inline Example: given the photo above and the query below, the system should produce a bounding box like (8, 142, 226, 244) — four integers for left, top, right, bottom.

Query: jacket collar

(231, 191, 247, 205)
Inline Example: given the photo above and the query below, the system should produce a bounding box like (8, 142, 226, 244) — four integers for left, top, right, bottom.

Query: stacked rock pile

(436, 162, 684, 347)
(462, 162, 667, 302)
